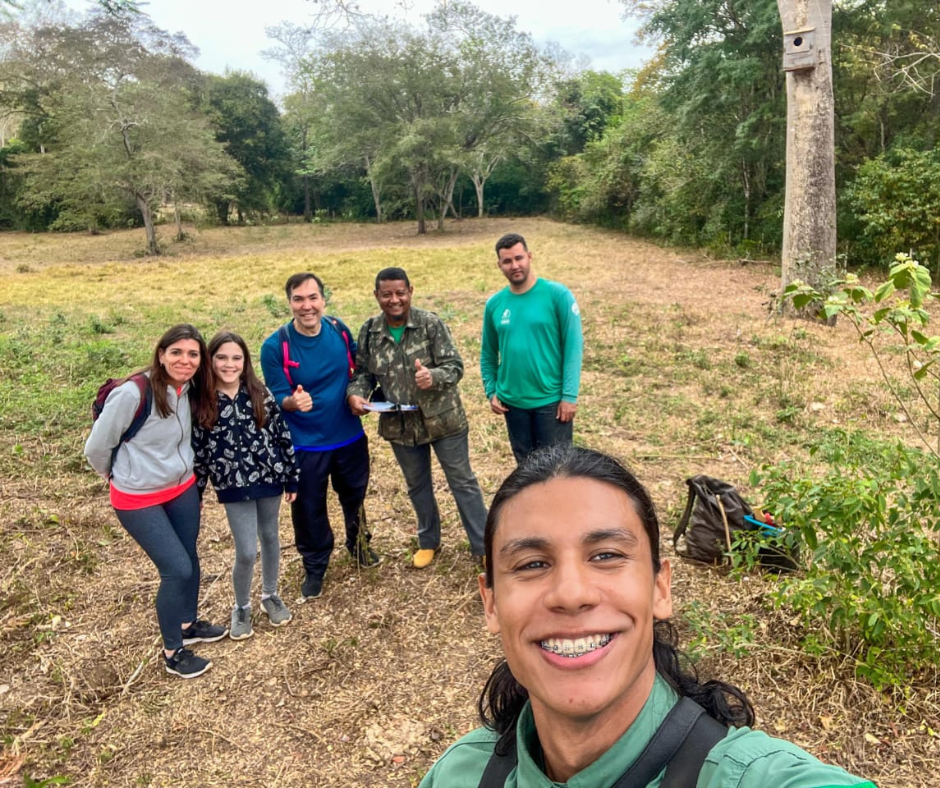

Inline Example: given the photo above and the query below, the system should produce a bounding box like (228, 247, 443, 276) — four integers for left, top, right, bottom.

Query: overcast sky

(66, 0, 652, 99)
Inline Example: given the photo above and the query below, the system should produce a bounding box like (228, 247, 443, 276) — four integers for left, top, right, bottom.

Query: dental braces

(543, 634, 612, 658)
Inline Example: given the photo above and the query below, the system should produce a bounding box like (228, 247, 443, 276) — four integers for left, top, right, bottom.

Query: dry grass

(1, 218, 938, 787)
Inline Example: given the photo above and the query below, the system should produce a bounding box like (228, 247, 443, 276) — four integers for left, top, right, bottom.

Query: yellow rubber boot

(413, 548, 436, 569)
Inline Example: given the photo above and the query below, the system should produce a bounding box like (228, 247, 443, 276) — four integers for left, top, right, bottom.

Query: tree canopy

(0, 0, 937, 262)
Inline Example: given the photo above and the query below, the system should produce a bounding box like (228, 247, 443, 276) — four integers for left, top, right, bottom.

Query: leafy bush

(848, 147, 940, 272)
(753, 430, 940, 688)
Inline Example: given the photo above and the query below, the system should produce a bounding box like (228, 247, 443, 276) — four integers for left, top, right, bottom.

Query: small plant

(774, 404, 801, 424)
(681, 601, 759, 660)
(260, 293, 288, 318)
(785, 253, 940, 456)
(24, 777, 71, 787)
(88, 315, 114, 334)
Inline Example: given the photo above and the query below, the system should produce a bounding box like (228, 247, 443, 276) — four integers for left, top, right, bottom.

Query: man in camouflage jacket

(347, 267, 486, 568)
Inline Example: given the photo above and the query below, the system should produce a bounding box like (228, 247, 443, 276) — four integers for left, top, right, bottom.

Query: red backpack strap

(326, 317, 355, 379)
(278, 325, 299, 388)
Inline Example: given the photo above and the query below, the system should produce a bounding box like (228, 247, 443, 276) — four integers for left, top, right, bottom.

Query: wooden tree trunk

(136, 193, 158, 255)
(414, 184, 426, 235)
(365, 156, 384, 223)
(302, 174, 312, 222)
(442, 168, 460, 224)
(472, 174, 485, 218)
(777, 0, 836, 299)
(301, 128, 312, 223)
(174, 201, 184, 241)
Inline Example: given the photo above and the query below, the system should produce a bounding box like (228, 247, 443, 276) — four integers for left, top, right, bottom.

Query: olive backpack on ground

(673, 475, 754, 565)
(477, 696, 727, 788)
(673, 475, 799, 572)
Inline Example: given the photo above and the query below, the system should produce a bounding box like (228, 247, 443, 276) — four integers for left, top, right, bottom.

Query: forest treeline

(0, 0, 937, 265)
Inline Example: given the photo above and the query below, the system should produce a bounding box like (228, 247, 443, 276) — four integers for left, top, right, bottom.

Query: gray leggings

(223, 496, 282, 608)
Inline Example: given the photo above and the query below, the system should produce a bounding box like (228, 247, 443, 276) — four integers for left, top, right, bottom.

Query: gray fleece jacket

(84, 374, 196, 494)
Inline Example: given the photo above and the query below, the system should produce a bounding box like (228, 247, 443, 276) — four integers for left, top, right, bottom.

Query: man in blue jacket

(260, 272, 379, 601)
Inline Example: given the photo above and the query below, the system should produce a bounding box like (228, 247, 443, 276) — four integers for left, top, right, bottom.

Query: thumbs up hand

(292, 384, 313, 412)
(414, 358, 433, 390)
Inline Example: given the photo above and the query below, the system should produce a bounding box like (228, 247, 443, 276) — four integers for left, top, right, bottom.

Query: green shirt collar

(514, 673, 678, 787)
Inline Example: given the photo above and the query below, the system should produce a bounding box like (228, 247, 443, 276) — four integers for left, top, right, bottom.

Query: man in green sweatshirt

(481, 233, 583, 465)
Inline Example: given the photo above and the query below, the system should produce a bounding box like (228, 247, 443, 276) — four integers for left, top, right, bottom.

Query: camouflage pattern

(347, 308, 469, 446)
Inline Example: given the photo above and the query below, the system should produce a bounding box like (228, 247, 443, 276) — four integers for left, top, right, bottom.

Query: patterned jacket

(193, 385, 300, 504)
(347, 308, 468, 446)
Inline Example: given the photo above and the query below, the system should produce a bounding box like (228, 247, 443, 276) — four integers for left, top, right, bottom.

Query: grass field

(0, 218, 937, 787)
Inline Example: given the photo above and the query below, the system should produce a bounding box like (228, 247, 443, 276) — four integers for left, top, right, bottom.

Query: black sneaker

(164, 647, 211, 679)
(355, 546, 382, 568)
(301, 574, 323, 600)
(181, 619, 228, 646)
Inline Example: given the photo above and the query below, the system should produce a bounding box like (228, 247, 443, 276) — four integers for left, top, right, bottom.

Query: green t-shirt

(389, 323, 406, 343)
(419, 674, 875, 788)
(480, 278, 583, 409)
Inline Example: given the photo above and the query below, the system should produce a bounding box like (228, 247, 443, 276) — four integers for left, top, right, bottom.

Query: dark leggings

(115, 484, 201, 651)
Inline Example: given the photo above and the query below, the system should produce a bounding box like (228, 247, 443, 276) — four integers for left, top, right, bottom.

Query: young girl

(84, 324, 227, 679)
(194, 331, 299, 640)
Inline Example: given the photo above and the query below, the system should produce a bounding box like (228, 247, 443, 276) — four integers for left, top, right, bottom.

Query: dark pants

(115, 484, 201, 652)
(503, 402, 573, 466)
(390, 429, 486, 556)
(291, 434, 370, 579)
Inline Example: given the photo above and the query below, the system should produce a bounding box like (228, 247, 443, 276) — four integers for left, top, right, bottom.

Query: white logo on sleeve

(571, 302, 580, 316)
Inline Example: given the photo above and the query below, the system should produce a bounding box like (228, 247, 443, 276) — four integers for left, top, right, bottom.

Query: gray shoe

(261, 594, 292, 626)
(229, 606, 253, 640)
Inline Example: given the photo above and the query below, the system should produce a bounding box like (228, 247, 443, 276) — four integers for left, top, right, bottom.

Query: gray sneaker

(229, 606, 253, 640)
(261, 594, 292, 627)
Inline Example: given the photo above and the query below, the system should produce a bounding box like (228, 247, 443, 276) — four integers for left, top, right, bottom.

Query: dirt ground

(1, 218, 938, 787)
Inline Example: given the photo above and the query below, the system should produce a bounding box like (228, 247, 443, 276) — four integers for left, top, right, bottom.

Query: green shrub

(848, 147, 940, 272)
(753, 429, 940, 688)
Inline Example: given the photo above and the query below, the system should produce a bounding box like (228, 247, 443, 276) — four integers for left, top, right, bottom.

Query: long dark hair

(148, 324, 215, 429)
(208, 331, 269, 429)
(478, 444, 754, 754)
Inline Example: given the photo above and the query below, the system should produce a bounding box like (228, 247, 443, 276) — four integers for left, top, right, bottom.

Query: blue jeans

(391, 429, 486, 556)
(291, 434, 370, 579)
(115, 484, 201, 651)
(503, 402, 573, 466)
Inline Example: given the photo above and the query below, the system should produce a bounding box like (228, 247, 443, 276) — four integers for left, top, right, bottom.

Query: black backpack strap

(477, 739, 516, 788)
(611, 697, 724, 788)
(661, 705, 727, 788)
(673, 478, 697, 547)
(478, 699, 725, 788)
(110, 374, 152, 475)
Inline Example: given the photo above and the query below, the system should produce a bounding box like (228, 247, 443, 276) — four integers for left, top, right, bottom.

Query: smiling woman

(83, 324, 228, 679)
(419, 445, 876, 788)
